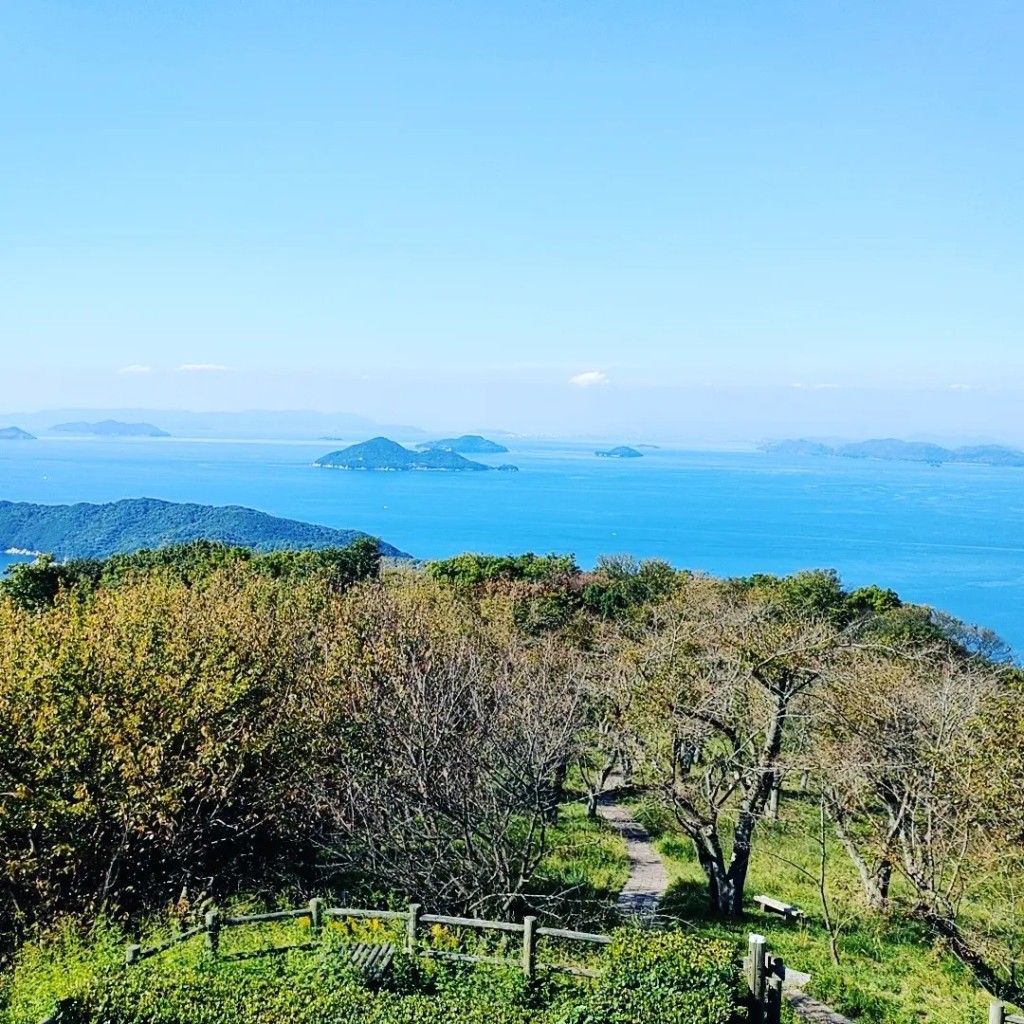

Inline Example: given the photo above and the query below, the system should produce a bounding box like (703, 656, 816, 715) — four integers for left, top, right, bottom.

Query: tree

(317, 581, 588, 914)
(814, 647, 1024, 1004)
(619, 576, 846, 916)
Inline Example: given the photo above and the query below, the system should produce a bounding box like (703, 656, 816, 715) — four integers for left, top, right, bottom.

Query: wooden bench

(753, 895, 804, 921)
(340, 941, 396, 980)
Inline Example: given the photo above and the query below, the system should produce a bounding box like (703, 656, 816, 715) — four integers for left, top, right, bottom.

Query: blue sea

(2, 437, 1024, 653)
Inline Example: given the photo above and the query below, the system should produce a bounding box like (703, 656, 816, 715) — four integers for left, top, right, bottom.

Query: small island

(416, 434, 510, 454)
(496, 464, 520, 472)
(51, 419, 171, 438)
(761, 437, 1024, 468)
(0, 426, 36, 441)
(315, 436, 494, 471)
(595, 446, 644, 459)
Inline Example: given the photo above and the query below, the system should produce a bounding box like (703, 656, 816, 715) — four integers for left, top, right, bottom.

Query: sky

(2, 1, 1022, 438)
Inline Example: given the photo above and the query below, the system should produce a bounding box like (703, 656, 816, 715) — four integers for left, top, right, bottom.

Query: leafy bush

(562, 930, 736, 1024)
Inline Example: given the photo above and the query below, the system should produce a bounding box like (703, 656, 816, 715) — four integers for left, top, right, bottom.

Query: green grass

(633, 793, 996, 1024)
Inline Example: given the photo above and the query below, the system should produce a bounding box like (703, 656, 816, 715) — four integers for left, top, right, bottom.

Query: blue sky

(2, 1, 1022, 437)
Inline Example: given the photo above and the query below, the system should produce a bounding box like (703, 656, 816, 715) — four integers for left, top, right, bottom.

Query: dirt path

(596, 793, 669, 919)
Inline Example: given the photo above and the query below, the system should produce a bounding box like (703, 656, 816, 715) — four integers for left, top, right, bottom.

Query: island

(595, 446, 644, 459)
(0, 498, 410, 561)
(496, 464, 520, 472)
(50, 419, 171, 438)
(761, 438, 1024, 468)
(315, 436, 496, 471)
(415, 434, 510, 454)
(0, 426, 36, 441)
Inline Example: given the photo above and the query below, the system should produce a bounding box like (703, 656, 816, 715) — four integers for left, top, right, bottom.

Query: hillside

(50, 419, 171, 438)
(0, 497, 409, 560)
(315, 436, 491, 471)
(0, 427, 35, 441)
(416, 434, 510, 454)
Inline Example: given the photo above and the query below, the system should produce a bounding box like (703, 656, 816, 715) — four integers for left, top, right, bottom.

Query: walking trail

(596, 792, 667, 919)
(596, 791, 853, 1024)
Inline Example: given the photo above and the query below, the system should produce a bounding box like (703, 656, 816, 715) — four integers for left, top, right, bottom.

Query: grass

(632, 792, 996, 1024)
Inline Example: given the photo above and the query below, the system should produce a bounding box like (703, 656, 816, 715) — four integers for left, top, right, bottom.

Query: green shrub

(562, 930, 736, 1024)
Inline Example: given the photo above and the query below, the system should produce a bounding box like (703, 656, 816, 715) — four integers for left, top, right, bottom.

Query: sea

(2, 436, 1023, 654)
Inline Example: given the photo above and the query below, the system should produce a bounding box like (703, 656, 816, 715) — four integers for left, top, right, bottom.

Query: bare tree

(815, 648, 1024, 1004)
(618, 578, 846, 916)
(319, 586, 587, 914)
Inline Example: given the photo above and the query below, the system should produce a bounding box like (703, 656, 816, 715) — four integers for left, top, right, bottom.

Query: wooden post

(747, 933, 767, 1024)
(991, 1002, 1006, 1024)
(406, 903, 421, 954)
(205, 909, 221, 958)
(522, 916, 537, 980)
(309, 897, 323, 936)
(765, 955, 784, 1024)
(125, 943, 142, 965)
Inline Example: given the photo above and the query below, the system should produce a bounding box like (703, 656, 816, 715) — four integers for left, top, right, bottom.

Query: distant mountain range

(762, 438, 1024, 467)
(415, 434, 509, 454)
(315, 436, 517, 472)
(0, 498, 410, 561)
(0, 409, 427, 441)
(51, 419, 170, 437)
(0, 426, 35, 441)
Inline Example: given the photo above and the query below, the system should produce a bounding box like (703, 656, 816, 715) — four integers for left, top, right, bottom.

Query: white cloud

(569, 370, 610, 388)
(178, 363, 229, 372)
(790, 382, 839, 390)
(947, 383, 981, 391)
(117, 364, 152, 375)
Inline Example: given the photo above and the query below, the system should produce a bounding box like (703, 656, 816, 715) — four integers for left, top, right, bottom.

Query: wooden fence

(990, 1003, 1024, 1023)
(124, 898, 611, 980)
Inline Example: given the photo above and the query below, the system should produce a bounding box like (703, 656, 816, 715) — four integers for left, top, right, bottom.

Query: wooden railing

(124, 898, 611, 980)
(990, 1003, 1024, 1024)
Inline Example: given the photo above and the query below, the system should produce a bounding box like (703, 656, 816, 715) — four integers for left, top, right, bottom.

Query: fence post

(765, 955, 784, 1024)
(125, 943, 142, 965)
(309, 897, 323, 936)
(522, 916, 537, 980)
(205, 909, 221, 958)
(406, 903, 421, 954)
(990, 1002, 1006, 1024)
(747, 933, 767, 1024)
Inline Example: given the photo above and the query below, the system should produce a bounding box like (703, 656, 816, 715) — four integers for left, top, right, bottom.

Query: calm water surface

(1, 437, 1022, 651)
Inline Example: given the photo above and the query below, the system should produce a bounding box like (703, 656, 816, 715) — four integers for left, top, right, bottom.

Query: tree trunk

(824, 795, 892, 911)
(767, 772, 782, 820)
(923, 908, 1024, 1009)
(689, 826, 747, 916)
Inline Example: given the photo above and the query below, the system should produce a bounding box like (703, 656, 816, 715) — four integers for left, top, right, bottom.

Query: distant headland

(415, 434, 510, 454)
(315, 436, 516, 472)
(0, 426, 36, 441)
(51, 419, 171, 438)
(762, 438, 1024, 468)
(595, 446, 643, 459)
(0, 497, 410, 561)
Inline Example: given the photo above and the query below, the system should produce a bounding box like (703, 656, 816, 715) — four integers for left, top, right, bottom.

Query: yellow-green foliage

(0, 572, 346, 931)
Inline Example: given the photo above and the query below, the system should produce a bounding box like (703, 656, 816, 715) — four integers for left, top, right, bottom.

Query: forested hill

(0, 497, 410, 560)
